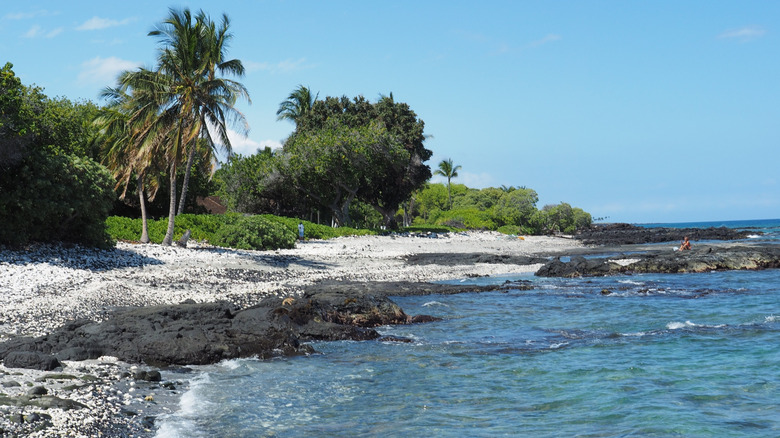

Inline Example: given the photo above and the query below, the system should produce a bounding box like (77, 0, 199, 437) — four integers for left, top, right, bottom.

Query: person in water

(679, 236, 691, 251)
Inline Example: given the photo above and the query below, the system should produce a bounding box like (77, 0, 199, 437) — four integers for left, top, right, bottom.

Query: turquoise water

(156, 221, 780, 438)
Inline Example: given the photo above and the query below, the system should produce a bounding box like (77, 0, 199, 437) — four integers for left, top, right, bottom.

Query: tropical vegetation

(0, 8, 593, 251)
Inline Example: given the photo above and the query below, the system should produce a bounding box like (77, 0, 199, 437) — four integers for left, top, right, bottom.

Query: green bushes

(0, 149, 116, 248)
(264, 215, 375, 240)
(212, 215, 296, 251)
(497, 225, 522, 235)
(430, 208, 497, 230)
(106, 213, 377, 250)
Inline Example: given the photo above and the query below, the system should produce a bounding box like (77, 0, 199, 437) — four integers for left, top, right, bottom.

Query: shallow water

(156, 221, 780, 438)
(156, 268, 780, 438)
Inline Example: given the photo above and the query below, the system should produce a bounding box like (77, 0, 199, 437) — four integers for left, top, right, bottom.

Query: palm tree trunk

(138, 175, 150, 244)
(177, 145, 196, 215)
(162, 162, 178, 246)
(447, 176, 453, 210)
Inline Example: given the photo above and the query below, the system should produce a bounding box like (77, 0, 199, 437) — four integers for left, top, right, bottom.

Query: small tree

(434, 158, 461, 210)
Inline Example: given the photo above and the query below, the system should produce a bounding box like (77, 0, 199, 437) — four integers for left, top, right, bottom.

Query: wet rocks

(575, 223, 754, 245)
(536, 244, 780, 277)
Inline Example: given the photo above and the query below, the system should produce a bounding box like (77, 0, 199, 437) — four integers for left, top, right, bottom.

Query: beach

(0, 232, 584, 437)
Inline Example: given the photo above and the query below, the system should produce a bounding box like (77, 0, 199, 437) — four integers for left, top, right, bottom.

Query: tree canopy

(277, 93, 432, 228)
(1, 63, 115, 247)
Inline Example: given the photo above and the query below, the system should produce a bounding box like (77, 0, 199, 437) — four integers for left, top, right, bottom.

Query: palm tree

(96, 85, 167, 243)
(123, 8, 249, 245)
(277, 85, 318, 126)
(119, 65, 197, 245)
(169, 10, 250, 215)
(434, 158, 461, 210)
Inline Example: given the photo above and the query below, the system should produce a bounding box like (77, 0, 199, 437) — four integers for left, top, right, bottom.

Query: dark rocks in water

(575, 223, 754, 245)
(0, 288, 445, 369)
(378, 336, 415, 343)
(536, 256, 624, 278)
(134, 370, 162, 382)
(536, 244, 780, 277)
(304, 279, 532, 297)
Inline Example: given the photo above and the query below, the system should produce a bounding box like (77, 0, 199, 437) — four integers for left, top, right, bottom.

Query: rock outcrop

(0, 289, 441, 369)
(536, 244, 780, 277)
(575, 223, 754, 245)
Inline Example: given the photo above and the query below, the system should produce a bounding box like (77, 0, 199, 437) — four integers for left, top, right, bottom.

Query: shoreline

(0, 231, 585, 436)
(4, 228, 774, 436)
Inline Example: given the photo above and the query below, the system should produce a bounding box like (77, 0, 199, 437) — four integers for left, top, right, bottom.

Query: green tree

(215, 147, 276, 213)
(1, 64, 115, 247)
(494, 188, 539, 228)
(279, 123, 402, 226)
(414, 183, 449, 222)
(96, 85, 168, 243)
(0, 62, 35, 170)
(276, 85, 318, 126)
(453, 186, 504, 211)
(434, 158, 461, 210)
(280, 93, 431, 228)
(363, 93, 432, 228)
(119, 8, 249, 245)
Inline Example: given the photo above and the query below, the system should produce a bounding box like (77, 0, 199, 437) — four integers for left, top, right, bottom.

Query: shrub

(432, 208, 497, 230)
(262, 215, 375, 240)
(211, 215, 296, 250)
(0, 149, 115, 248)
(497, 225, 522, 235)
(106, 216, 141, 241)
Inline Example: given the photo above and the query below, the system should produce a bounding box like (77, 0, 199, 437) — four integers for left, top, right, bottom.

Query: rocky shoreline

(0, 228, 776, 436)
(0, 232, 575, 436)
(574, 222, 754, 245)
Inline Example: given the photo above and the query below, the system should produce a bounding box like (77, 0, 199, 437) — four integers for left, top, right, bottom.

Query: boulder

(2, 352, 62, 371)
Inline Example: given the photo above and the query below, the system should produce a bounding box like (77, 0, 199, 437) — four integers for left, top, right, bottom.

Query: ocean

(155, 219, 780, 438)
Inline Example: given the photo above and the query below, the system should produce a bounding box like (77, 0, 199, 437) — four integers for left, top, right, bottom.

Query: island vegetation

(0, 8, 592, 251)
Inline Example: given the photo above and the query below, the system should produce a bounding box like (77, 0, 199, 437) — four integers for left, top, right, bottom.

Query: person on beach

(679, 236, 691, 251)
(298, 222, 305, 240)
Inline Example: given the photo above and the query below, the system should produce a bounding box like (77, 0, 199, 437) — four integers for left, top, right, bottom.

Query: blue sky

(2, 1, 778, 223)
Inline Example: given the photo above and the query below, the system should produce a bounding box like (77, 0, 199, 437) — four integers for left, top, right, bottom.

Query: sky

(2, 1, 779, 224)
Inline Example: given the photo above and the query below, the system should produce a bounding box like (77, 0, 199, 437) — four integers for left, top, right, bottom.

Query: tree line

(0, 7, 592, 249)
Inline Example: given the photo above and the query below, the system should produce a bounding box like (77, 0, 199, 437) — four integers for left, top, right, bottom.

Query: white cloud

(78, 56, 140, 87)
(3, 10, 58, 20)
(718, 25, 766, 42)
(490, 33, 562, 55)
(76, 16, 134, 31)
(46, 27, 63, 38)
(527, 34, 562, 48)
(23, 25, 42, 38)
(23, 25, 63, 38)
(245, 58, 311, 74)
(213, 130, 282, 162)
